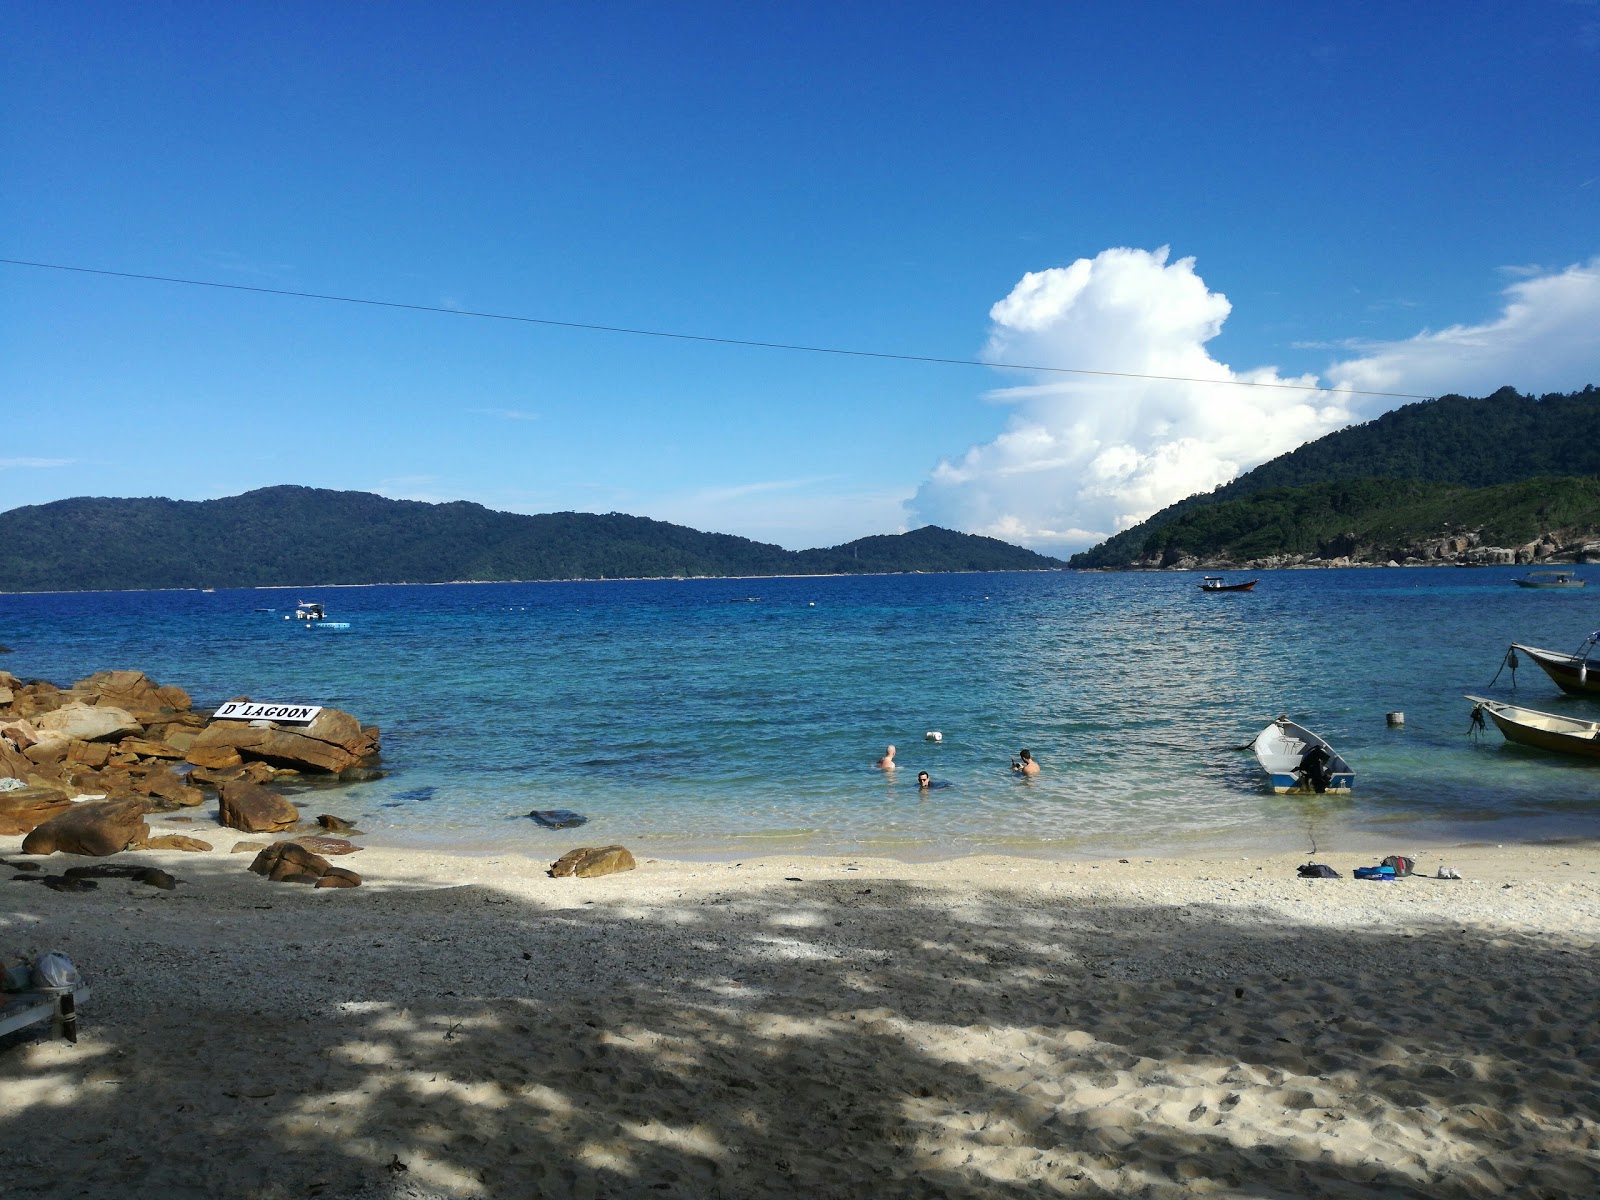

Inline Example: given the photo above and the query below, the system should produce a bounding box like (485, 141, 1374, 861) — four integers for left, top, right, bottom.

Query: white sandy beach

(2, 825, 1598, 1199)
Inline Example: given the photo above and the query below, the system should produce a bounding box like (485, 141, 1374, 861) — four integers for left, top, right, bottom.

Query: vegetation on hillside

(1071, 385, 1600, 567)
(1129, 476, 1600, 565)
(0, 486, 1065, 592)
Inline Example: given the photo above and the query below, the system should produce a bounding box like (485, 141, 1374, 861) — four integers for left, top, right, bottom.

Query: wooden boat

(1250, 717, 1354, 794)
(1199, 576, 1258, 592)
(1465, 694, 1600, 759)
(1512, 569, 1585, 588)
(1508, 639, 1600, 695)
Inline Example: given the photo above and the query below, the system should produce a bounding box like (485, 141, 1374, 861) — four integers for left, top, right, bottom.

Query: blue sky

(3, 1, 1598, 551)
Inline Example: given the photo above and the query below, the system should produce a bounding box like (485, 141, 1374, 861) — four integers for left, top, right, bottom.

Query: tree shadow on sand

(1, 856, 1596, 1199)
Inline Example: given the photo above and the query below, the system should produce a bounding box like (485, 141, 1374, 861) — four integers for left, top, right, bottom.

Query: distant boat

(1250, 717, 1353, 794)
(293, 601, 326, 620)
(1466, 694, 1600, 759)
(1200, 576, 1258, 592)
(1512, 569, 1585, 588)
(1508, 637, 1600, 694)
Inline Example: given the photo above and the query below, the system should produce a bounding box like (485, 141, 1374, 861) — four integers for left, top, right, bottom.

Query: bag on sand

(1297, 863, 1341, 878)
(1353, 865, 1398, 881)
(1380, 855, 1416, 877)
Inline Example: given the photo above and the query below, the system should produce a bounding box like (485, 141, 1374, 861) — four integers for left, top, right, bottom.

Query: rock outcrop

(249, 842, 361, 887)
(185, 707, 379, 775)
(218, 779, 300, 833)
(21, 797, 152, 857)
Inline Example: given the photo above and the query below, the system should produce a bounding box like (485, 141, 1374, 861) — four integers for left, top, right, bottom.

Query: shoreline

(4, 832, 1597, 1197)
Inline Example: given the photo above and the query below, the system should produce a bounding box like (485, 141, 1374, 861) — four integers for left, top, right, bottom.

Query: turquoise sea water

(4, 568, 1600, 860)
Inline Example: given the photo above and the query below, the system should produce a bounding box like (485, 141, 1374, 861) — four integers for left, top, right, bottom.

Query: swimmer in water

(876, 744, 897, 770)
(1012, 748, 1039, 776)
(917, 770, 932, 789)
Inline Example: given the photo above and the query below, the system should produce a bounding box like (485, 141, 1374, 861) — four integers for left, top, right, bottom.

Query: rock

(218, 780, 299, 833)
(118, 738, 184, 760)
(249, 842, 340, 884)
(230, 840, 271, 854)
(187, 707, 378, 775)
(138, 868, 178, 890)
(42, 875, 98, 893)
(21, 797, 151, 856)
(136, 834, 213, 852)
(134, 767, 205, 810)
(0, 783, 73, 836)
(190, 761, 275, 788)
(548, 845, 636, 879)
(315, 867, 362, 888)
(184, 743, 244, 770)
(37, 702, 144, 743)
(316, 814, 363, 833)
(528, 809, 587, 829)
(289, 835, 362, 855)
(66, 740, 115, 768)
(338, 765, 386, 782)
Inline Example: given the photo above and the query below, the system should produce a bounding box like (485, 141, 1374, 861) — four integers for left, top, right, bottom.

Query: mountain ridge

(0, 485, 1066, 592)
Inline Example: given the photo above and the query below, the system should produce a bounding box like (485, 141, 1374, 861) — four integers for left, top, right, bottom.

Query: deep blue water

(4, 568, 1600, 859)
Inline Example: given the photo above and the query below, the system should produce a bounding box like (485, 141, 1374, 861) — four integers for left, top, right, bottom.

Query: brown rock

(316, 813, 362, 833)
(119, 738, 184, 760)
(136, 834, 213, 852)
(230, 840, 271, 854)
(21, 797, 151, 857)
(0, 784, 73, 836)
(315, 867, 362, 888)
(218, 780, 299, 833)
(37, 701, 144, 743)
(289, 835, 362, 855)
(185, 743, 244, 770)
(66, 740, 115, 768)
(186, 707, 376, 774)
(135, 767, 205, 810)
(548, 845, 637, 879)
(249, 841, 332, 883)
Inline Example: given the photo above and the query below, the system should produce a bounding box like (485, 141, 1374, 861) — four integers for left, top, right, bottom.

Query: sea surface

(4, 568, 1600, 860)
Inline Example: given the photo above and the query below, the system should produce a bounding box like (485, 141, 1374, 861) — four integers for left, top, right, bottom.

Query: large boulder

(0, 783, 73, 836)
(248, 842, 361, 887)
(67, 670, 192, 717)
(21, 797, 151, 856)
(218, 779, 300, 832)
(186, 707, 377, 775)
(37, 702, 144, 743)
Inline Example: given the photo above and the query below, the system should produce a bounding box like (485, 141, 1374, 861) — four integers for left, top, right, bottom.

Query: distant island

(0, 486, 1066, 592)
(1070, 385, 1600, 570)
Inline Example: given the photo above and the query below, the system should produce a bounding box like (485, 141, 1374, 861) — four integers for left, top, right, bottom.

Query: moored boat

(1250, 717, 1353, 794)
(1512, 569, 1585, 588)
(1200, 576, 1258, 593)
(1465, 694, 1600, 759)
(292, 601, 326, 620)
(1508, 637, 1600, 695)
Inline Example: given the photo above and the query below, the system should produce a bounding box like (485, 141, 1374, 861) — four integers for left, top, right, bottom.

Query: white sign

(212, 702, 322, 725)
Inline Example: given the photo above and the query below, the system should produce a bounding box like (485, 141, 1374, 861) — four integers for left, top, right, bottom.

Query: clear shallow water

(4, 568, 1600, 860)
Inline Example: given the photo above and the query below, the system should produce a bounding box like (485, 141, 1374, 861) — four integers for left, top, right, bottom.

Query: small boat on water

(292, 601, 326, 620)
(1512, 569, 1585, 589)
(1250, 717, 1354, 794)
(1506, 636, 1600, 695)
(1200, 576, 1258, 593)
(1465, 694, 1600, 759)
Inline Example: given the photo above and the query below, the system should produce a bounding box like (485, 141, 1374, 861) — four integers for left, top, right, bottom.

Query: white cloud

(910, 247, 1350, 550)
(1326, 257, 1600, 398)
(911, 250, 1600, 553)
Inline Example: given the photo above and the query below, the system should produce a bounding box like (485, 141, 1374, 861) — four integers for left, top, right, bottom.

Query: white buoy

(1387, 711, 1405, 727)
(925, 731, 943, 742)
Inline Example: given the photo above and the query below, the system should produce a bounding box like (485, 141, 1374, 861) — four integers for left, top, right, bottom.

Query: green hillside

(0, 486, 1064, 592)
(1131, 476, 1600, 565)
(1071, 385, 1600, 567)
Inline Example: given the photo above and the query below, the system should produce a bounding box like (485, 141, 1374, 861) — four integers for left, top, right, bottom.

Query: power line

(0, 256, 1434, 401)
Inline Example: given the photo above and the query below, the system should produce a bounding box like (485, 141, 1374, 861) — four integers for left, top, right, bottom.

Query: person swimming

(917, 770, 931, 789)
(1012, 748, 1039, 776)
(876, 744, 897, 770)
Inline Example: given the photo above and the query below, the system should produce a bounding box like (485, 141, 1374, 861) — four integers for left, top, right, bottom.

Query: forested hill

(1071, 385, 1600, 567)
(0, 486, 1065, 591)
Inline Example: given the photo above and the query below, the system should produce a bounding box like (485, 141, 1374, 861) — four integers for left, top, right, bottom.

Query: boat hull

(1466, 695, 1600, 759)
(1513, 643, 1600, 695)
(1252, 719, 1353, 794)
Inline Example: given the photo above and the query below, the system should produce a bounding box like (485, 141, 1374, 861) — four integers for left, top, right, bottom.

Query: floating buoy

(1386, 711, 1405, 727)
(925, 731, 943, 742)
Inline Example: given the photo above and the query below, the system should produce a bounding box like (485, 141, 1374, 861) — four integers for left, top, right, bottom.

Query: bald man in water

(876, 745, 897, 770)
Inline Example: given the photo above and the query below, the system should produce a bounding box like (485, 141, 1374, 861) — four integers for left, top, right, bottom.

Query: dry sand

(2, 823, 1598, 1199)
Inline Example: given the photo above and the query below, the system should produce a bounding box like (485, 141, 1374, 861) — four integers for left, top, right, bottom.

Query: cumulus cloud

(911, 250, 1600, 553)
(910, 247, 1351, 550)
(1326, 257, 1600, 399)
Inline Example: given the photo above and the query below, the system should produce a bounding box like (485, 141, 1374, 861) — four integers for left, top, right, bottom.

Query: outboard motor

(1301, 745, 1334, 794)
